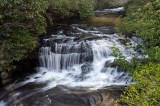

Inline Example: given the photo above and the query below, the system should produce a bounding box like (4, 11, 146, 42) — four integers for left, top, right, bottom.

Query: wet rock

(80, 42, 92, 53)
(50, 43, 92, 54)
(73, 33, 93, 42)
(98, 26, 115, 34)
(0, 80, 125, 106)
(81, 63, 93, 74)
(74, 36, 109, 42)
(108, 60, 120, 68)
(81, 53, 93, 63)
(104, 60, 113, 68)
(10, 86, 124, 106)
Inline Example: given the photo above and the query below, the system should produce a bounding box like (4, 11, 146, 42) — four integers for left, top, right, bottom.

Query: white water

(0, 101, 6, 106)
(0, 24, 143, 106)
(104, 7, 124, 13)
(24, 25, 142, 90)
(0, 25, 142, 92)
(95, 7, 124, 13)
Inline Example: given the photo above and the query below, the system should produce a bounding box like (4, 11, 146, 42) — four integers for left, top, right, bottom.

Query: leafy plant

(111, 46, 136, 72)
(120, 63, 160, 106)
(116, 0, 160, 105)
(0, 0, 49, 72)
(49, 0, 95, 19)
(0, 0, 96, 73)
(116, 0, 160, 62)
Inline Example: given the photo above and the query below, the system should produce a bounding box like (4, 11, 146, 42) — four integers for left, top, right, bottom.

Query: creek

(0, 7, 142, 106)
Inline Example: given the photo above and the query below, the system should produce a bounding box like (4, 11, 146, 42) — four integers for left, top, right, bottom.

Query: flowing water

(37, 24, 141, 90)
(0, 101, 6, 106)
(0, 24, 143, 106)
(0, 7, 143, 105)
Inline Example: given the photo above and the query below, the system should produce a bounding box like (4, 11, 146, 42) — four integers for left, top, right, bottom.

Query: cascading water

(0, 5, 144, 105)
(0, 24, 143, 106)
(32, 24, 142, 90)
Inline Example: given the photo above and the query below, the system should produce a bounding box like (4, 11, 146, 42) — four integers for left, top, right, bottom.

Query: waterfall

(39, 43, 92, 71)
(0, 24, 141, 91)
(0, 24, 142, 106)
(34, 24, 142, 90)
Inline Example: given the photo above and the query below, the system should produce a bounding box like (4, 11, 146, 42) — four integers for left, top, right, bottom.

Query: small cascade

(35, 24, 142, 90)
(95, 7, 125, 16)
(0, 6, 144, 105)
(0, 24, 143, 106)
(39, 47, 82, 71)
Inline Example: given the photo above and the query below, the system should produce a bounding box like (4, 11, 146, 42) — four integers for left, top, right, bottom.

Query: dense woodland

(0, 0, 160, 105)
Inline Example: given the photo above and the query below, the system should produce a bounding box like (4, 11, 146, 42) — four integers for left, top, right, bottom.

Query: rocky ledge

(1, 85, 125, 106)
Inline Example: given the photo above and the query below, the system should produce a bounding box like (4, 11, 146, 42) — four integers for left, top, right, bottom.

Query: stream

(0, 7, 142, 106)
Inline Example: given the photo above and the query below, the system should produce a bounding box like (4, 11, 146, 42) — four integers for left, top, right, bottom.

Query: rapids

(0, 5, 144, 106)
(33, 24, 141, 90)
(0, 24, 143, 106)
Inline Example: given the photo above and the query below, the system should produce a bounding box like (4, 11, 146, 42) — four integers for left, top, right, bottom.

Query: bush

(0, 31, 37, 72)
(0, 0, 49, 72)
(116, 0, 160, 62)
(120, 63, 160, 106)
(0, 0, 95, 72)
(49, 0, 95, 19)
(0, 0, 49, 37)
(116, 0, 160, 105)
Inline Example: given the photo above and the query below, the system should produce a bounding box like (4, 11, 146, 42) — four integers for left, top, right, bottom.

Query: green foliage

(0, 0, 49, 72)
(0, 0, 49, 37)
(0, 0, 95, 72)
(49, 0, 95, 19)
(49, 0, 77, 18)
(0, 31, 37, 72)
(112, 58, 137, 72)
(116, 0, 160, 62)
(95, 0, 111, 9)
(116, 0, 160, 105)
(112, 46, 122, 58)
(120, 63, 160, 106)
(78, 0, 95, 19)
(111, 46, 137, 72)
(124, 0, 155, 13)
(4, 32, 37, 63)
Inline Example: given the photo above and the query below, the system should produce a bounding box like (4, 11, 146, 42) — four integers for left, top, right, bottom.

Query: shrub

(49, 0, 95, 19)
(116, 0, 160, 105)
(120, 63, 160, 106)
(116, 0, 160, 62)
(0, 0, 49, 72)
